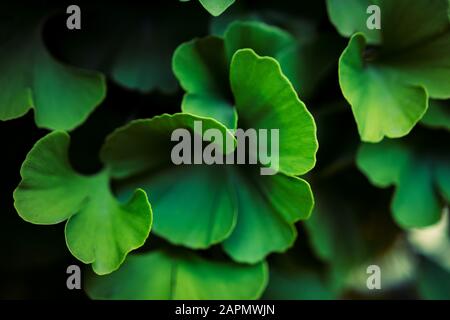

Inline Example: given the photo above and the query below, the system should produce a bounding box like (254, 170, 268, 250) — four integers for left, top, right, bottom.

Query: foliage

(0, 0, 448, 300)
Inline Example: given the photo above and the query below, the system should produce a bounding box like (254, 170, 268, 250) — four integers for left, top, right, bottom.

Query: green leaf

(175, 42, 318, 173)
(210, 16, 344, 99)
(230, 49, 318, 175)
(224, 21, 296, 62)
(339, 33, 428, 142)
(0, 16, 105, 130)
(326, 0, 381, 44)
(357, 138, 450, 228)
(14, 132, 152, 274)
(102, 110, 315, 262)
(421, 100, 450, 130)
(173, 21, 300, 130)
(86, 249, 268, 299)
(222, 169, 313, 263)
(173, 37, 236, 128)
(198, 0, 236, 16)
(332, 0, 450, 141)
(102, 113, 237, 249)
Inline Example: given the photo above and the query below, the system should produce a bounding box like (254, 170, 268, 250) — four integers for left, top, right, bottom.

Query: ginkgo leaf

(175, 43, 318, 174)
(103, 112, 315, 262)
(329, 0, 450, 142)
(222, 167, 313, 263)
(173, 21, 297, 129)
(101, 113, 237, 249)
(230, 49, 317, 176)
(103, 49, 316, 263)
(173, 36, 236, 128)
(0, 13, 105, 130)
(357, 136, 450, 228)
(86, 248, 268, 300)
(14, 132, 152, 275)
(200, 0, 235, 16)
(186, 0, 236, 16)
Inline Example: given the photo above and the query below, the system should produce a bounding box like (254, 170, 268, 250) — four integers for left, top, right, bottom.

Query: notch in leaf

(14, 132, 152, 275)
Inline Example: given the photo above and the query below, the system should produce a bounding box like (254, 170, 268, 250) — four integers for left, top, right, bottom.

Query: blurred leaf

(326, 0, 380, 44)
(14, 132, 152, 274)
(421, 100, 450, 131)
(229, 49, 318, 175)
(417, 257, 450, 300)
(0, 13, 105, 130)
(330, 0, 450, 141)
(306, 167, 399, 286)
(264, 252, 339, 300)
(222, 167, 313, 263)
(357, 136, 450, 228)
(86, 248, 268, 299)
(62, 4, 206, 93)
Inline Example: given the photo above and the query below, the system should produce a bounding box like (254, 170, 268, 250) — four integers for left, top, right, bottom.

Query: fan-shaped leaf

(14, 132, 152, 274)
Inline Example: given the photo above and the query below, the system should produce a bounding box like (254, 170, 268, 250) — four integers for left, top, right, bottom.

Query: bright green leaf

(199, 0, 236, 16)
(305, 167, 399, 285)
(231, 49, 317, 175)
(173, 21, 304, 130)
(14, 132, 152, 274)
(173, 37, 236, 128)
